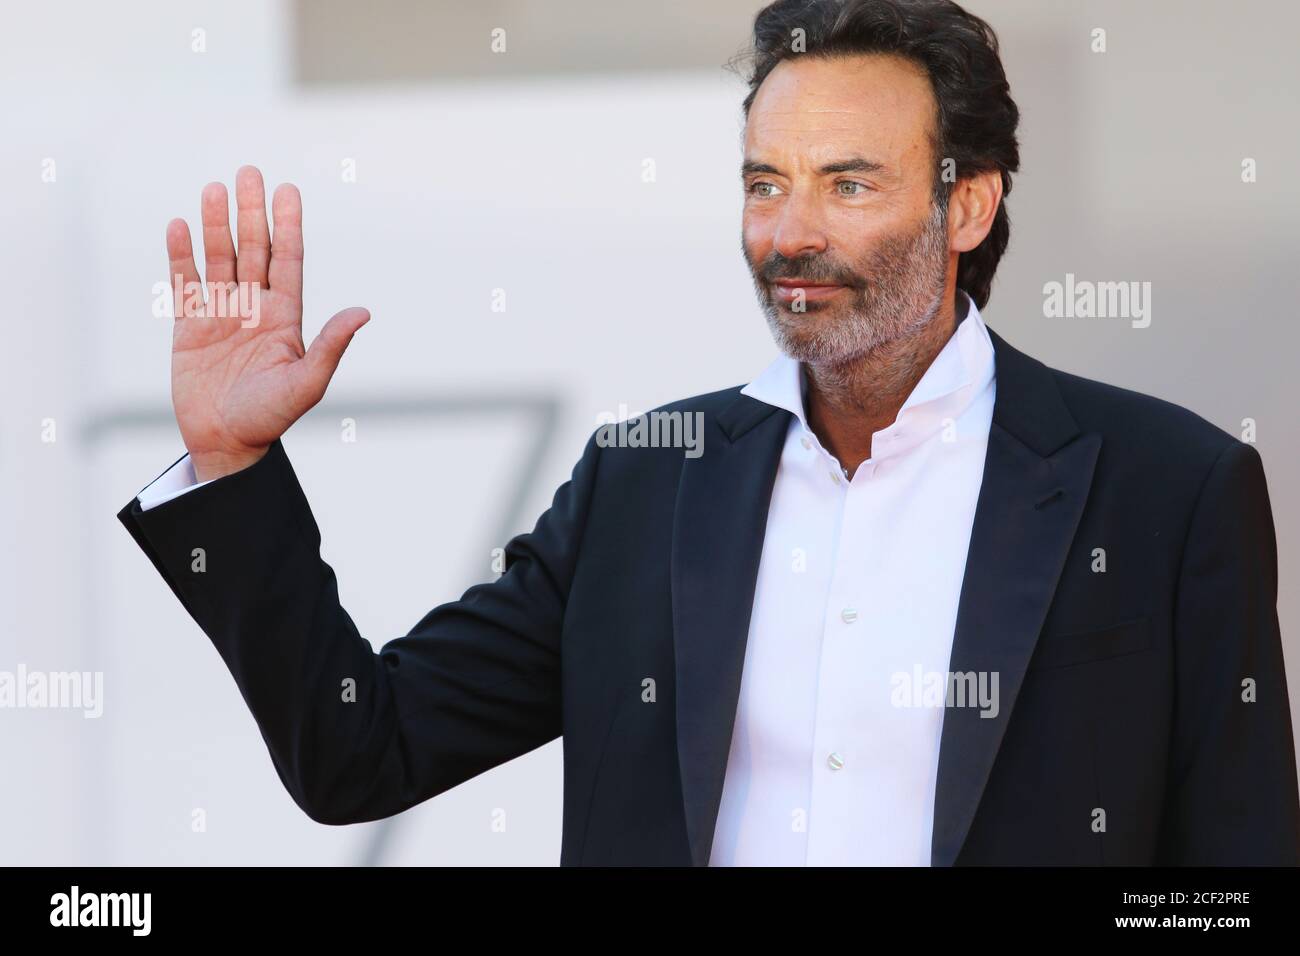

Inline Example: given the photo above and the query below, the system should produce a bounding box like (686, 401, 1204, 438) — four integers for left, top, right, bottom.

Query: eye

(748, 181, 782, 198)
(836, 180, 870, 196)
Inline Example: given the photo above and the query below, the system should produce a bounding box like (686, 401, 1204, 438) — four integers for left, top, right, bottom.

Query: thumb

(295, 306, 371, 406)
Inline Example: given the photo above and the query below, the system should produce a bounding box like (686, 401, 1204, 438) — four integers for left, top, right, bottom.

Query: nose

(771, 191, 829, 260)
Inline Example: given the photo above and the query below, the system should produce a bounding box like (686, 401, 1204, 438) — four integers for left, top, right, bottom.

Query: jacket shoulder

(1040, 364, 1260, 499)
(1047, 364, 1243, 461)
(646, 384, 748, 418)
(581, 384, 753, 475)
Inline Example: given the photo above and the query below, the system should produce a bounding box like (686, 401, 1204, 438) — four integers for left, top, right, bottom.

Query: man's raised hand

(166, 165, 370, 482)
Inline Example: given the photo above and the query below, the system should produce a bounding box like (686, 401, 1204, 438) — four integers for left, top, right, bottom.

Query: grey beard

(759, 201, 951, 368)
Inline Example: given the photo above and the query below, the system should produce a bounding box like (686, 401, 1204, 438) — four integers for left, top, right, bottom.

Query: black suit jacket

(118, 326, 1300, 865)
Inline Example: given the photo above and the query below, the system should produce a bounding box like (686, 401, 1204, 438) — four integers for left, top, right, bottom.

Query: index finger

(269, 182, 303, 300)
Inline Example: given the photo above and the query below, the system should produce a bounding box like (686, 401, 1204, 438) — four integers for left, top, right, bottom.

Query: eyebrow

(741, 157, 887, 177)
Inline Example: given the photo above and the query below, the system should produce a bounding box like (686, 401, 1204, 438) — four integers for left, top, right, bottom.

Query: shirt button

(801, 436, 812, 450)
(841, 607, 858, 624)
(827, 752, 845, 771)
(830, 470, 842, 485)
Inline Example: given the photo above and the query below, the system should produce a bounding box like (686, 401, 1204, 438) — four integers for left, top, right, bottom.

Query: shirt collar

(741, 289, 996, 462)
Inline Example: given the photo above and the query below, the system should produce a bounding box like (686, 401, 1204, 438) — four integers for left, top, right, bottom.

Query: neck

(803, 288, 962, 478)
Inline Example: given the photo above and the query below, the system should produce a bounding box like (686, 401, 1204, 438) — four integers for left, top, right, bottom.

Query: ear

(948, 169, 1003, 253)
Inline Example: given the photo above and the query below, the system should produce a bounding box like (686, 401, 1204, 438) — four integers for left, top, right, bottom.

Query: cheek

(826, 213, 900, 261)
(741, 213, 774, 261)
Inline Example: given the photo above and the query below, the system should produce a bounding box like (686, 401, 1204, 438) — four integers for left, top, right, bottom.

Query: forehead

(744, 53, 937, 161)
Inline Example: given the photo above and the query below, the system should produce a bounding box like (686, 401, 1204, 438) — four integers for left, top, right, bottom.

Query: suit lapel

(671, 393, 790, 867)
(930, 327, 1102, 865)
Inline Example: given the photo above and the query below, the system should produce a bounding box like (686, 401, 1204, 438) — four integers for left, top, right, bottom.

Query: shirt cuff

(138, 454, 215, 511)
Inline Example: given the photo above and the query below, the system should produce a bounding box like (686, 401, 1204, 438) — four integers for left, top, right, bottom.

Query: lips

(771, 280, 846, 303)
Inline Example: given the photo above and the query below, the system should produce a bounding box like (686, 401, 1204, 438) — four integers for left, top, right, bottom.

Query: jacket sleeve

(1157, 439, 1300, 863)
(116, 432, 602, 825)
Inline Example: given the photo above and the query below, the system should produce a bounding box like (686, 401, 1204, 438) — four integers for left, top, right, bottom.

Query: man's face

(741, 53, 953, 366)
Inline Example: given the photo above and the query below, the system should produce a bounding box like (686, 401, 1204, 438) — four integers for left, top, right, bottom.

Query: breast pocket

(1028, 615, 1152, 671)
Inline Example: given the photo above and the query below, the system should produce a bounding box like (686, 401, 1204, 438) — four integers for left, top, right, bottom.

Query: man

(119, 0, 1299, 865)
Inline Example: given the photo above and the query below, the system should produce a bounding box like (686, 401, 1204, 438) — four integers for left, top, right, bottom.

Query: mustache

(756, 255, 865, 288)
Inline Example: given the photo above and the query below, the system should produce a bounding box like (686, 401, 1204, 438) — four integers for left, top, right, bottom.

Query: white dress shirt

(134, 294, 996, 868)
(708, 291, 997, 866)
(137, 455, 213, 511)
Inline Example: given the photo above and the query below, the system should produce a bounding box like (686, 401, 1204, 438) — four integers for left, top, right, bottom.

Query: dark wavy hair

(731, 0, 1020, 309)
